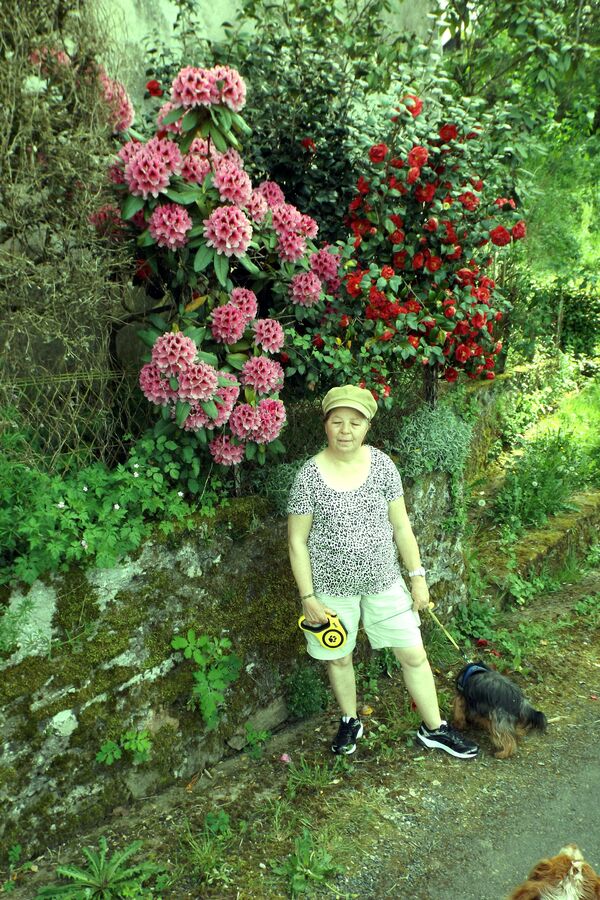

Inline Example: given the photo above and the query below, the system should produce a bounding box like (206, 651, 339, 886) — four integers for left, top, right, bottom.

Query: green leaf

(161, 105, 183, 125)
(182, 108, 200, 132)
(209, 124, 228, 152)
(200, 399, 219, 419)
(122, 194, 145, 220)
(214, 253, 230, 287)
(136, 229, 155, 247)
(225, 352, 248, 370)
(197, 350, 219, 367)
(182, 326, 206, 344)
(165, 188, 204, 205)
(238, 254, 261, 275)
(148, 314, 169, 331)
(245, 443, 257, 460)
(194, 244, 214, 272)
(231, 112, 252, 135)
(175, 401, 191, 427)
(137, 328, 160, 348)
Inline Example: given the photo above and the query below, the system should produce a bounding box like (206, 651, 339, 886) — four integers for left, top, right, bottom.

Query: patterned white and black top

(287, 446, 404, 596)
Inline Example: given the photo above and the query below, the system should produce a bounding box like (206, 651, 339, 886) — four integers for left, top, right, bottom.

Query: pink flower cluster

(245, 191, 269, 223)
(203, 205, 252, 257)
(213, 160, 253, 207)
(230, 288, 258, 320)
(152, 332, 197, 373)
(253, 319, 284, 354)
(228, 398, 286, 444)
(183, 374, 240, 432)
(29, 46, 71, 73)
(310, 246, 342, 294)
(177, 362, 219, 401)
(139, 362, 176, 406)
(98, 68, 135, 133)
(270, 201, 318, 264)
(124, 137, 182, 199)
(256, 181, 286, 208)
(149, 203, 192, 250)
(208, 435, 245, 466)
(211, 303, 248, 345)
(181, 153, 211, 185)
(241, 356, 284, 395)
(290, 271, 323, 307)
(171, 65, 246, 112)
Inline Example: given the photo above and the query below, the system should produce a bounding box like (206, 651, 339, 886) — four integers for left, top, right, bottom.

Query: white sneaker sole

(416, 732, 478, 759)
(332, 722, 364, 755)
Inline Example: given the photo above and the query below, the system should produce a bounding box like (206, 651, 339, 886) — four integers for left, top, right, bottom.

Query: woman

(287, 384, 478, 758)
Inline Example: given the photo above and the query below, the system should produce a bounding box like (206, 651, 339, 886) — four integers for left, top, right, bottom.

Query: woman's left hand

(410, 578, 430, 612)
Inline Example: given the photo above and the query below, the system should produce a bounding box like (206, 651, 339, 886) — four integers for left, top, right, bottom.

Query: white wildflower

(113, 503, 120, 510)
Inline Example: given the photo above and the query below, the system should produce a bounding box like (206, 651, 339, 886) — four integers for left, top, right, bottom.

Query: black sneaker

(416, 721, 479, 759)
(331, 716, 363, 755)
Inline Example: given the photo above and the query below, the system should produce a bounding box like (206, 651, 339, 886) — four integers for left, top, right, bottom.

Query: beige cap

(321, 384, 378, 421)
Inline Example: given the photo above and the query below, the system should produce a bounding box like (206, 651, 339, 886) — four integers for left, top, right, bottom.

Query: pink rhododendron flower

(209, 434, 245, 465)
(187, 137, 210, 156)
(139, 362, 175, 406)
(181, 153, 211, 185)
(156, 100, 184, 134)
(245, 191, 268, 223)
(271, 203, 303, 236)
(125, 138, 182, 199)
(277, 231, 307, 263)
(99, 69, 135, 133)
(298, 214, 318, 239)
(183, 374, 240, 431)
(151, 332, 197, 373)
(213, 161, 253, 207)
(228, 403, 261, 439)
(254, 398, 286, 444)
(211, 303, 248, 345)
(203, 206, 252, 257)
(89, 204, 123, 236)
(256, 180, 286, 208)
(240, 356, 284, 395)
(290, 271, 322, 307)
(310, 246, 341, 292)
(230, 287, 258, 322)
(209, 65, 247, 111)
(149, 203, 192, 250)
(252, 318, 285, 354)
(177, 361, 219, 401)
(171, 66, 213, 107)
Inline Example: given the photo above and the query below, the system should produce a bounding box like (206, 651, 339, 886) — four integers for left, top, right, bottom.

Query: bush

(254, 459, 309, 516)
(285, 664, 330, 719)
(383, 405, 473, 479)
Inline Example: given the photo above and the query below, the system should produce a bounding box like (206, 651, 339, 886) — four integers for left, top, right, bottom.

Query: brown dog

(453, 661, 547, 758)
(508, 844, 600, 899)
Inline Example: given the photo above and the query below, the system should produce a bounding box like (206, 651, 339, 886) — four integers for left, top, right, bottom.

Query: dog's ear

(508, 882, 543, 900)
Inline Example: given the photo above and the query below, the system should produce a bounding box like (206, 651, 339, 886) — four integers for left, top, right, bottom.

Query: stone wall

(1, 467, 463, 857)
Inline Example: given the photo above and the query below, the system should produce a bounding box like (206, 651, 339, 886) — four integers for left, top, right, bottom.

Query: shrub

(254, 459, 309, 516)
(285, 664, 330, 719)
(383, 405, 473, 479)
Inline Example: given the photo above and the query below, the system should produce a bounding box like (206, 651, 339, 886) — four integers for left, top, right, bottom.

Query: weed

(171, 630, 242, 731)
(285, 664, 330, 719)
(355, 650, 400, 703)
(586, 544, 600, 567)
(493, 622, 549, 672)
(35, 836, 163, 898)
(244, 723, 271, 760)
(286, 756, 353, 800)
(260, 797, 304, 843)
(2, 845, 35, 894)
(96, 730, 153, 766)
(181, 820, 234, 888)
(573, 594, 600, 628)
(204, 810, 232, 838)
(451, 598, 499, 642)
(270, 827, 344, 897)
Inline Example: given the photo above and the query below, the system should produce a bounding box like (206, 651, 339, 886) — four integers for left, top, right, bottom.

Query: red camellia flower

(425, 255, 442, 272)
(280, 352, 290, 364)
(412, 252, 425, 270)
(393, 250, 407, 270)
(424, 217, 438, 232)
(446, 245, 463, 261)
(444, 305, 456, 318)
(356, 176, 370, 194)
(390, 157, 404, 169)
(415, 182, 436, 203)
(444, 367, 458, 382)
(381, 265, 394, 280)
(407, 166, 420, 185)
(470, 177, 484, 191)
(407, 145, 429, 168)
(369, 143, 389, 163)
(494, 197, 516, 209)
(489, 225, 511, 247)
(339, 314, 350, 328)
(511, 220, 527, 240)
(390, 229, 405, 244)
(146, 79, 163, 97)
(312, 334, 324, 350)
(458, 191, 479, 211)
(485, 371, 495, 380)
(407, 334, 421, 349)
(380, 329, 395, 341)
(455, 343, 471, 363)
(403, 94, 423, 117)
(301, 137, 316, 152)
(439, 123, 458, 142)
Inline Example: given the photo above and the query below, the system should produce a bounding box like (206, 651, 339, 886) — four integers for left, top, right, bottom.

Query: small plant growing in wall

(171, 630, 242, 730)
(96, 730, 153, 766)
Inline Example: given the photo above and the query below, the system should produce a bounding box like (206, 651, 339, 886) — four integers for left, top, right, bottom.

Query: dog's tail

(523, 704, 547, 732)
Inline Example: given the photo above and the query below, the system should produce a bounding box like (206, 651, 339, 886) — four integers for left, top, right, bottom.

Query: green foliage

(128, 427, 225, 503)
(254, 458, 309, 516)
(384, 405, 473, 479)
(204, 810, 232, 838)
(493, 622, 548, 673)
(451, 599, 499, 643)
(35, 836, 164, 898)
(285, 757, 351, 800)
(96, 729, 153, 767)
(270, 827, 343, 897)
(181, 817, 234, 888)
(244, 724, 271, 760)
(0, 445, 200, 586)
(493, 430, 588, 531)
(285, 664, 330, 719)
(572, 594, 600, 629)
(171, 630, 242, 730)
(2, 844, 35, 894)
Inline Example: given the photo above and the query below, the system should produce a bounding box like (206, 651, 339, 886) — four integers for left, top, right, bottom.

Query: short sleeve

(287, 463, 314, 515)
(378, 451, 404, 502)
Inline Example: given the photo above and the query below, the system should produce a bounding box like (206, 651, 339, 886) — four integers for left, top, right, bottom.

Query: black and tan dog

(452, 660, 547, 758)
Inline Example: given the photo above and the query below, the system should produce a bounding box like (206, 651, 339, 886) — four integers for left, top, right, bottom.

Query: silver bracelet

(408, 566, 426, 578)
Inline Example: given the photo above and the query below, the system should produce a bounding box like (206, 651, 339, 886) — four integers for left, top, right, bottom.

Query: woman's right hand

(302, 597, 336, 625)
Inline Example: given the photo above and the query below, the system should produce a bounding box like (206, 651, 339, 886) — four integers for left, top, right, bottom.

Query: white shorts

(304, 579, 422, 661)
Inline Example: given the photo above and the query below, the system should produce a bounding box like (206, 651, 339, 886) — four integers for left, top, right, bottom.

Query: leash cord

(365, 605, 471, 662)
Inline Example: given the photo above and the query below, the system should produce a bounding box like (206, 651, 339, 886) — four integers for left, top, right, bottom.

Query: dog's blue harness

(457, 663, 488, 693)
